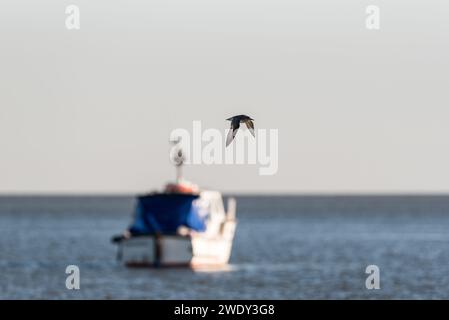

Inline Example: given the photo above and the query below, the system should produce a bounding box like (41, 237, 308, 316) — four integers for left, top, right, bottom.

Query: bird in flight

(225, 115, 255, 147)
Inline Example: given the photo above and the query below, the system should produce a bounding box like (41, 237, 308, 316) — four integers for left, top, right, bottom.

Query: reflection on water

(193, 265, 235, 273)
(1, 195, 449, 299)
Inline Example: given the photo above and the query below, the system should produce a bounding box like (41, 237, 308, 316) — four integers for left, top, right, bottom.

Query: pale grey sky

(1, 0, 449, 194)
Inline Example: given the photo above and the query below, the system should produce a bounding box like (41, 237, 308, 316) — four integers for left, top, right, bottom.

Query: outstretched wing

(245, 120, 255, 137)
(226, 121, 240, 147)
(226, 128, 239, 147)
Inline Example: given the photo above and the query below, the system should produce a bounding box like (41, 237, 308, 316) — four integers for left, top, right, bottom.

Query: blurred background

(1, 0, 449, 299)
(1, 0, 449, 194)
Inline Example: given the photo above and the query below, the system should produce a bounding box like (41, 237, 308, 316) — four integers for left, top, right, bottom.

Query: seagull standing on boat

(225, 115, 255, 147)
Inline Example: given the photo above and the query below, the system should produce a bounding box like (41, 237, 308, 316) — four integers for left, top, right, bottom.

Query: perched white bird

(225, 115, 255, 147)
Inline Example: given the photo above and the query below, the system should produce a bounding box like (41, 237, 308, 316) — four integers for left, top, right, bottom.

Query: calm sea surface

(1, 195, 449, 299)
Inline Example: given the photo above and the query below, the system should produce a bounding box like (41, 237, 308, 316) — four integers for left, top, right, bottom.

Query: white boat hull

(117, 220, 236, 268)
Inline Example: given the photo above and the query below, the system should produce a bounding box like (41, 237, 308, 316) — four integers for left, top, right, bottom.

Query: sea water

(1, 195, 449, 299)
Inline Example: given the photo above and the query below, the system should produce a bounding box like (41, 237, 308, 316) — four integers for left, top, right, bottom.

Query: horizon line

(2, 191, 449, 197)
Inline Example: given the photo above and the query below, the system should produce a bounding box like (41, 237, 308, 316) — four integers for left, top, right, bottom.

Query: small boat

(112, 140, 237, 268)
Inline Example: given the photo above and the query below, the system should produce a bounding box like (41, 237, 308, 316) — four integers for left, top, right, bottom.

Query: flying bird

(225, 115, 255, 147)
